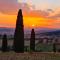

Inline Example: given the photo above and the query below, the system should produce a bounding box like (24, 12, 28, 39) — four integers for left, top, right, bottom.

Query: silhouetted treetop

(16, 9, 23, 26)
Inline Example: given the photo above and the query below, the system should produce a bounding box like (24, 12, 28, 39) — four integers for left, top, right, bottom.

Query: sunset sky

(0, 0, 60, 29)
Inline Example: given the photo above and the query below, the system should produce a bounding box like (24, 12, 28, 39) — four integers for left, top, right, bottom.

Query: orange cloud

(0, 11, 60, 29)
(48, 8, 60, 20)
(0, 0, 18, 15)
(0, 12, 17, 28)
(0, 1, 60, 29)
(23, 16, 60, 29)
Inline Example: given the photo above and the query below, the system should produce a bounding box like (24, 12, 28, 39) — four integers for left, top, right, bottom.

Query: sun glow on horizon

(32, 24, 35, 27)
(0, 11, 60, 29)
(31, 24, 35, 28)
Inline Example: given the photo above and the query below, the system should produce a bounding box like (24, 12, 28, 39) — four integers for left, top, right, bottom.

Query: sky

(0, 0, 60, 29)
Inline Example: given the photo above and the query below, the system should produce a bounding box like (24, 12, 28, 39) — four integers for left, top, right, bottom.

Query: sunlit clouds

(0, 0, 60, 29)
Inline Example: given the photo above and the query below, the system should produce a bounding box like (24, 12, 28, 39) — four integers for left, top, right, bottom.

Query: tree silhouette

(14, 9, 24, 53)
(30, 29, 35, 52)
(53, 43, 56, 52)
(2, 34, 7, 52)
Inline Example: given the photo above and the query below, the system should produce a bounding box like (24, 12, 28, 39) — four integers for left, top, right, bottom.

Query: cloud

(48, 13, 60, 20)
(48, 8, 60, 19)
(0, 0, 18, 15)
(47, 9, 54, 13)
(18, 3, 60, 19)
(18, 3, 49, 17)
(18, 3, 30, 12)
(27, 10, 49, 17)
(0, 0, 60, 20)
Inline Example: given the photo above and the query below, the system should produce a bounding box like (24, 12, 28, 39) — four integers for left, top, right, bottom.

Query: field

(0, 52, 60, 60)
(0, 35, 60, 60)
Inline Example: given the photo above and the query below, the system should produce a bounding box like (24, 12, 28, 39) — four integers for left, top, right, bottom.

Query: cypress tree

(14, 9, 24, 53)
(2, 34, 7, 52)
(30, 29, 35, 52)
(53, 43, 56, 52)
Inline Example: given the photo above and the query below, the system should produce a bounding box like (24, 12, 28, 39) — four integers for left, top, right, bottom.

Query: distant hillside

(0, 27, 15, 35)
(41, 30, 60, 36)
(0, 27, 60, 36)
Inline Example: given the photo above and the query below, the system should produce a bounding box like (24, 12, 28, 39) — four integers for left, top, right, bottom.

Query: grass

(36, 43, 53, 52)
(0, 52, 60, 60)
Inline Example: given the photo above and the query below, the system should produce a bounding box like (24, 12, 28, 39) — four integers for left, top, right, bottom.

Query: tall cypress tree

(2, 34, 7, 52)
(14, 9, 24, 53)
(30, 29, 35, 52)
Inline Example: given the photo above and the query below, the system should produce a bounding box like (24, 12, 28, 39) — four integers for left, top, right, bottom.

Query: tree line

(1, 9, 56, 53)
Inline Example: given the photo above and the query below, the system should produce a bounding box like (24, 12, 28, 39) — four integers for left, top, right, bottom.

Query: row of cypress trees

(2, 29, 35, 52)
(1, 9, 56, 53)
(13, 9, 36, 53)
(1, 9, 35, 53)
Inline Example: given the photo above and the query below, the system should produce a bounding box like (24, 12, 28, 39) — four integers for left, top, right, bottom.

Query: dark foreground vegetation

(0, 9, 60, 53)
